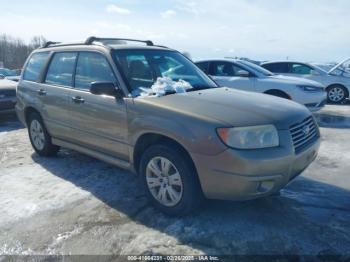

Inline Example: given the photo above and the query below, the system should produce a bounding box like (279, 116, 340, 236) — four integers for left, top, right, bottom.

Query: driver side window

(75, 52, 116, 90)
(211, 62, 242, 77)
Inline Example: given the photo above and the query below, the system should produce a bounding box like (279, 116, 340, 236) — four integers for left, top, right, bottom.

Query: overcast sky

(1, 0, 349, 62)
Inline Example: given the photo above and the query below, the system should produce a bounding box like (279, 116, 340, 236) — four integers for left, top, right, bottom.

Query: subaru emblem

(302, 125, 310, 135)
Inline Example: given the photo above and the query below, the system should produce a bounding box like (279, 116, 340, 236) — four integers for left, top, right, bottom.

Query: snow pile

(133, 77, 192, 97)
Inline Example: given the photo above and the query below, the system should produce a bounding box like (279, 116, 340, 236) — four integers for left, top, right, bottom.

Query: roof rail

(41, 41, 61, 48)
(85, 36, 154, 46)
(40, 37, 157, 49)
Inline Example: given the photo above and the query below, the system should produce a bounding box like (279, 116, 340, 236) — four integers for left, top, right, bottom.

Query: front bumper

(191, 130, 320, 201)
(298, 91, 327, 112)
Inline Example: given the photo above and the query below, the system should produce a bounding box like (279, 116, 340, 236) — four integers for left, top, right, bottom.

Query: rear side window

(262, 63, 289, 73)
(75, 52, 116, 90)
(23, 52, 50, 82)
(196, 62, 210, 74)
(45, 52, 77, 87)
(290, 63, 313, 74)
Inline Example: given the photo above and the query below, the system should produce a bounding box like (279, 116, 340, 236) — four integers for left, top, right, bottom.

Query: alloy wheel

(30, 119, 45, 150)
(328, 87, 345, 103)
(146, 156, 183, 207)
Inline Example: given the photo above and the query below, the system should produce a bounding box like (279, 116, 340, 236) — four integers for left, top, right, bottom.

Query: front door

(65, 51, 129, 160)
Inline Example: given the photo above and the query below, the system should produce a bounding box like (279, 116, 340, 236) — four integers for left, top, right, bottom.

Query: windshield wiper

(187, 86, 216, 92)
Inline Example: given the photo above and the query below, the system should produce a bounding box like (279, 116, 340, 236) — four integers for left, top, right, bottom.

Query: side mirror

(90, 82, 123, 98)
(237, 70, 250, 77)
(0, 74, 5, 79)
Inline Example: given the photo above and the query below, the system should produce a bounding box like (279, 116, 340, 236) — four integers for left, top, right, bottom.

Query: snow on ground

(0, 105, 349, 256)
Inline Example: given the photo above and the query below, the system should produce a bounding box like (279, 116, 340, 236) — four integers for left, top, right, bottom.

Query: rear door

(65, 51, 129, 160)
(38, 52, 78, 140)
(209, 61, 255, 91)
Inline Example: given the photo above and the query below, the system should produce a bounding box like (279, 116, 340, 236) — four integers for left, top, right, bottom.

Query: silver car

(0, 79, 17, 114)
(16, 37, 320, 215)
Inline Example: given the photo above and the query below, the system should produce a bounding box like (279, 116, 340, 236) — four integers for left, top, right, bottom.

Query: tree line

(0, 34, 47, 69)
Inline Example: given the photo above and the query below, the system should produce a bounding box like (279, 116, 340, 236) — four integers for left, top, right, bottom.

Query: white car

(261, 59, 350, 104)
(195, 59, 327, 112)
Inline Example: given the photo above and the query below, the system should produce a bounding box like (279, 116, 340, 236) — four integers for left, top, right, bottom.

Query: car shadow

(0, 113, 24, 132)
(31, 150, 350, 255)
(314, 113, 350, 129)
(314, 103, 350, 129)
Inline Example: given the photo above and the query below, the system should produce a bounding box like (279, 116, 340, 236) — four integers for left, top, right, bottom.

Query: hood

(328, 57, 350, 75)
(267, 74, 325, 87)
(135, 87, 311, 130)
(0, 79, 17, 90)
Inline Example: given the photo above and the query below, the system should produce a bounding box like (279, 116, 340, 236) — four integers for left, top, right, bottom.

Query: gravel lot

(0, 104, 350, 257)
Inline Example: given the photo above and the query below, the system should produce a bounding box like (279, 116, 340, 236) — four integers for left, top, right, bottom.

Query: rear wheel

(140, 144, 203, 216)
(27, 112, 60, 156)
(327, 85, 347, 104)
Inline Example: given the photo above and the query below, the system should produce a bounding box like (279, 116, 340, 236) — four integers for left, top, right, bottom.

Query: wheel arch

(264, 89, 291, 99)
(24, 106, 42, 124)
(133, 133, 198, 179)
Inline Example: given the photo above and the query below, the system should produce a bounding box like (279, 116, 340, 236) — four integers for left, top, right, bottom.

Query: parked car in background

(0, 68, 21, 82)
(0, 68, 17, 77)
(261, 59, 350, 104)
(0, 79, 17, 114)
(6, 76, 21, 82)
(16, 37, 320, 215)
(195, 59, 327, 112)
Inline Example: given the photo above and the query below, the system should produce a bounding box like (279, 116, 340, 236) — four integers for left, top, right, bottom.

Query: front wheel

(327, 85, 347, 104)
(139, 144, 203, 216)
(28, 112, 60, 156)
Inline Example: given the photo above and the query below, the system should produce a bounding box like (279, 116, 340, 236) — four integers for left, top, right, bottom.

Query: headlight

(297, 85, 323, 92)
(217, 125, 279, 149)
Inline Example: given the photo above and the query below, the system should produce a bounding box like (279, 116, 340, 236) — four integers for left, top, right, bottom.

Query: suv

(16, 37, 321, 215)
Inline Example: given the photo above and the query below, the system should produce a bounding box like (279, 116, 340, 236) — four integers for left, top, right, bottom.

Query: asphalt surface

(0, 104, 349, 258)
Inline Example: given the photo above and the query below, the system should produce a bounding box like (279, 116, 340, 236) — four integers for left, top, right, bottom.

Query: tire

(264, 90, 291, 100)
(139, 144, 203, 216)
(327, 85, 348, 104)
(27, 112, 60, 156)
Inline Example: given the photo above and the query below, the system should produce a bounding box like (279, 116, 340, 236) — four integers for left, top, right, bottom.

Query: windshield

(329, 59, 350, 77)
(237, 60, 274, 76)
(113, 49, 217, 93)
(312, 64, 331, 74)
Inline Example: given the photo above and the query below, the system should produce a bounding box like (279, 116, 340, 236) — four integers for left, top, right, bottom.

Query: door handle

(37, 89, 47, 96)
(71, 96, 85, 104)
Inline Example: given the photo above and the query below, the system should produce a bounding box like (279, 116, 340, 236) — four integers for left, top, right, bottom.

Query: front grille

(290, 116, 319, 154)
(0, 100, 16, 110)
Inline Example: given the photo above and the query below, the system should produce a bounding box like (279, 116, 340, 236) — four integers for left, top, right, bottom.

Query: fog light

(257, 180, 275, 193)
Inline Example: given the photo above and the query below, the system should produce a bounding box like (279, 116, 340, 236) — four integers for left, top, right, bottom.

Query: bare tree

(30, 35, 47, 49)
(0, 34, 47, 69)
